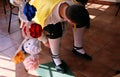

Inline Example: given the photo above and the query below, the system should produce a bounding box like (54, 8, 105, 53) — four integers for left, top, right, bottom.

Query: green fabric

(36, 61, 75, 77)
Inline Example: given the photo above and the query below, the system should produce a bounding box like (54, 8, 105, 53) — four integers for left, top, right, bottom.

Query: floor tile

(0, 34, 5, 38)
(102, 69, 116, 77)
(7, 30, 24, 44)
(0, 55, 15, 77)
(0, 36, 17, 51)
(93, 48, 120, 68)
(1, 45, 18, 58)
(16, 63, 29, 77)
(78, 60, 110, 77)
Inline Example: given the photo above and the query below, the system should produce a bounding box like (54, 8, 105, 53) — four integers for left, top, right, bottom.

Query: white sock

(73, 27, 86, 54)
(52, 58, 61, 66)
(74, 47, 85, 54)
(48, 38, 62, 66)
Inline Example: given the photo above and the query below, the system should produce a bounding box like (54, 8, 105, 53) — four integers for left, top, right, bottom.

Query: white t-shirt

(45, 0, 76, 26)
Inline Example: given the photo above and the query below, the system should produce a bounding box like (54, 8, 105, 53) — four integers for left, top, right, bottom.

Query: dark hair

(76, 0, 88, 5)
(66, 5, 90, 28)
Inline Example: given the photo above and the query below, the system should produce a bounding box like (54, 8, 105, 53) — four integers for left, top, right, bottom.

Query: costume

(28, 0, 76, 27)
(26, 0, 89, 38)
(26, 0, 78, 39)
(10, 0, 48, 71)
(11, 0, 91, 73)
(13, 24, 47, 70)
(25, 0, 91, 73)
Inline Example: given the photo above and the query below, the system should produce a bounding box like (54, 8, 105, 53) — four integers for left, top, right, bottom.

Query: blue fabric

(23, 2, 37, 21)
(21, 45, 26, 54)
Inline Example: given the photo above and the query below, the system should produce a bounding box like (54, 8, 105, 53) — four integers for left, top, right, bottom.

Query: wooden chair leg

(8, 8, 12, 33)
(8, 1, 19, 33)
(2, 0, 7, 14)
(115, 3, 120, 16)
(8, 1, 13, 33)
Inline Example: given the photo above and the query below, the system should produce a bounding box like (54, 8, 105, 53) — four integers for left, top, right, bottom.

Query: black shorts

(43, 22, 63, 39)
(43, 21, 89, 39)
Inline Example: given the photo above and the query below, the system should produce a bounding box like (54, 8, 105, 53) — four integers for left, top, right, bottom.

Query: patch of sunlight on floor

(99, 5, 110, 11)
(86, 3, 103, 9)
(0, 55, 15, 77)
(90, 15, 96, 19)
(86, 3, 110, 11)
(28, 70, 38, 76)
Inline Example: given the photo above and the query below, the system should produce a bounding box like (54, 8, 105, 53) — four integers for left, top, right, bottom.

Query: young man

(24, 0, 92, 73)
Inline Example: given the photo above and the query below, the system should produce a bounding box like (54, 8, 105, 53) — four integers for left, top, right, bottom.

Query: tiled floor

(0, 1, 120, 77)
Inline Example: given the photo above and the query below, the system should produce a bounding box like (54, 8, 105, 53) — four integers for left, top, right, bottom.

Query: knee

(43, 22, 63, 39)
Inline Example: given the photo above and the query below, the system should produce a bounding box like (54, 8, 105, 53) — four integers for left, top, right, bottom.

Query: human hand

(44, 41, 50, 48)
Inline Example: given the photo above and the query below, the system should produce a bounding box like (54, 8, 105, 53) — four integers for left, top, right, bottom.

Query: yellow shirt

(29, 0, 62, 28)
